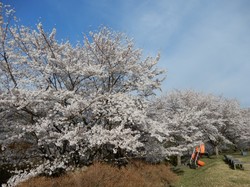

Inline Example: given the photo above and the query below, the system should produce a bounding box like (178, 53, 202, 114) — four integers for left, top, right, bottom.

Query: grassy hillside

(14, 152, 250, 187)
(175, 153, 250, 187)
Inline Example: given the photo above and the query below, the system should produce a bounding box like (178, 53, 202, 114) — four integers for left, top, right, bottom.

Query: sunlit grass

(175, 153, 250, 187)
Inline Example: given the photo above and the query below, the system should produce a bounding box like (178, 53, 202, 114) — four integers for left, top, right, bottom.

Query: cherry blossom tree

(0, 3, 166, 185)
(236, 108, 250, 151)
(148, 90, 247, 157)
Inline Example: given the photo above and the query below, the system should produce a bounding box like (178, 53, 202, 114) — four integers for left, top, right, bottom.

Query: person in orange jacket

(190, 143, 209, 168)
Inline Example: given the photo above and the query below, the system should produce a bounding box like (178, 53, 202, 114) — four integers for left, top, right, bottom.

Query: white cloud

(119, 0, 250, 107)
(120, 0, 200, 52)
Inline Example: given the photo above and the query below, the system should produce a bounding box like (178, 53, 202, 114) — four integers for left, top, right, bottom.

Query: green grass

(174, 153, 250, 187)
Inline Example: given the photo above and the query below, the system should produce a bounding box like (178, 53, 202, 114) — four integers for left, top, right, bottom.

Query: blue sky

(2, 0, 250, 107)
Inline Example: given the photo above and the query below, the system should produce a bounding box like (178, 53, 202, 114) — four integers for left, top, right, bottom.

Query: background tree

(148, 90, 247, 156)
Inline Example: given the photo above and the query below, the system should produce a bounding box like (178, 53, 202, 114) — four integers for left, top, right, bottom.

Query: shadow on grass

(171, 166, 185, 176)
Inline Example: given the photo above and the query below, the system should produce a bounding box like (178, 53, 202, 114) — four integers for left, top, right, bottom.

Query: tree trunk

(176, 155, 181, 166)
(214, 146, 219, 157)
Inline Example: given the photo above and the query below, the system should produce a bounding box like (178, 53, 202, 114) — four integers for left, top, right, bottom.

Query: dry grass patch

(18, 160, 178, 187)
(8, 141, 33, 151)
